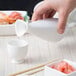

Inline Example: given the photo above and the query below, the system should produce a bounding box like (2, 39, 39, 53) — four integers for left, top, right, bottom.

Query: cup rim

(7, 39, 28, 47)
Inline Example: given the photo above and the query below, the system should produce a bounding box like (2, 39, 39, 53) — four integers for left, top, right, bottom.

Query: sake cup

(7, 39, 28, 64)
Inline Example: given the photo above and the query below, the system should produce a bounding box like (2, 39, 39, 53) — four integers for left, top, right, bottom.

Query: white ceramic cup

(7, 39, 28, 64)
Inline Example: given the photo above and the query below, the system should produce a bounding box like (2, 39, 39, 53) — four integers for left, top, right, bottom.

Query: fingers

(32, 2, 50, 21)
(43, 10, 56, 19)
(48, 10, 56, 18)
(58, 11, 69, 34)
(32, 8, 56, 21)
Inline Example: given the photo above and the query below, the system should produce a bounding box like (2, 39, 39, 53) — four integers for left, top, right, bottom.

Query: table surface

(0, 27, 76, 76)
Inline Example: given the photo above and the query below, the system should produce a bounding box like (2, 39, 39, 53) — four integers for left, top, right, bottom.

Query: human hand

(32, 0, 76, 34)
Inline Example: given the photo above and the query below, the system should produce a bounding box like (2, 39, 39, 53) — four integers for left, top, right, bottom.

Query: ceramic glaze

(15, 17, 76, 42)
(7, 39, 28, 64)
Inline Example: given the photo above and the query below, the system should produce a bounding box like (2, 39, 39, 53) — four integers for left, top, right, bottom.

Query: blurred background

(0, 0, 42, 17)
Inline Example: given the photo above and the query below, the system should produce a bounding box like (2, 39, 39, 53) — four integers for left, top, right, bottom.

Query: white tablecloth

(0, 27, 76, 76)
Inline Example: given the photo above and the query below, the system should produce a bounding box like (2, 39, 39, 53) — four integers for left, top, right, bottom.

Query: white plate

(0, 11, 28, 36)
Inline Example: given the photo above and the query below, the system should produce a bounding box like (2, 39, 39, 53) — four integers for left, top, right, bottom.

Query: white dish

(0, 11, 28, 36)
(44, 59, 76, 76)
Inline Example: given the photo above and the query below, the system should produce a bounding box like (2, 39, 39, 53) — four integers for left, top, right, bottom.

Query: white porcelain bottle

(15, 18, 76, 42)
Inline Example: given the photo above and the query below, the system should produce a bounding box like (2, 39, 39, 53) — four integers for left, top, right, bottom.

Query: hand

(32, 0, 76, 34)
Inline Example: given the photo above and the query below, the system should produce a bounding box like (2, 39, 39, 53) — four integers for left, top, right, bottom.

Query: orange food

(8, 12, 24, 24)
(5, 16, 16, 24)
(0, 12, 24, 24)
(0, 12, 9, 24)
(0, 12, 8, 19)
(9, 12, 24, 20)
(0, 19, 8, 25)
(50, 61, 76, 74)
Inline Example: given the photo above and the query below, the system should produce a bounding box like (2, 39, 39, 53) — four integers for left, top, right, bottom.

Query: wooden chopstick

(15, 67, 44, 76)
(27, 67, 44, 75)
(9, 58, 61, 76)
(17, 68, 44, 76)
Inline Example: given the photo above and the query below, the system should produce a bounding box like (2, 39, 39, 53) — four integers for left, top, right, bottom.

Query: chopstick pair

(27, 67, 44, 75)
(9, 58, 61, 76)
(17, 67, 44, 76)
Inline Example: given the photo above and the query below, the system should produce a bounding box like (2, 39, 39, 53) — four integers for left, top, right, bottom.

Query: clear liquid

(17, 36, 24, 41)
(11, 36, 27, 47)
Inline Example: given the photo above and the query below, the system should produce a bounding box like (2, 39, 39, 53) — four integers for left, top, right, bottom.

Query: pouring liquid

(15, 17, 76, 42)
(15, 19, 65, 42)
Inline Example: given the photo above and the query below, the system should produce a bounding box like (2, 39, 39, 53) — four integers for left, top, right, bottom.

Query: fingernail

(31, 18, 37, 21)
(58, 29, 64, 34)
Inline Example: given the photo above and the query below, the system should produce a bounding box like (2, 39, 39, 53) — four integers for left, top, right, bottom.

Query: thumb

(58, 11, 69, 34)
(32, 1, 51, 21)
